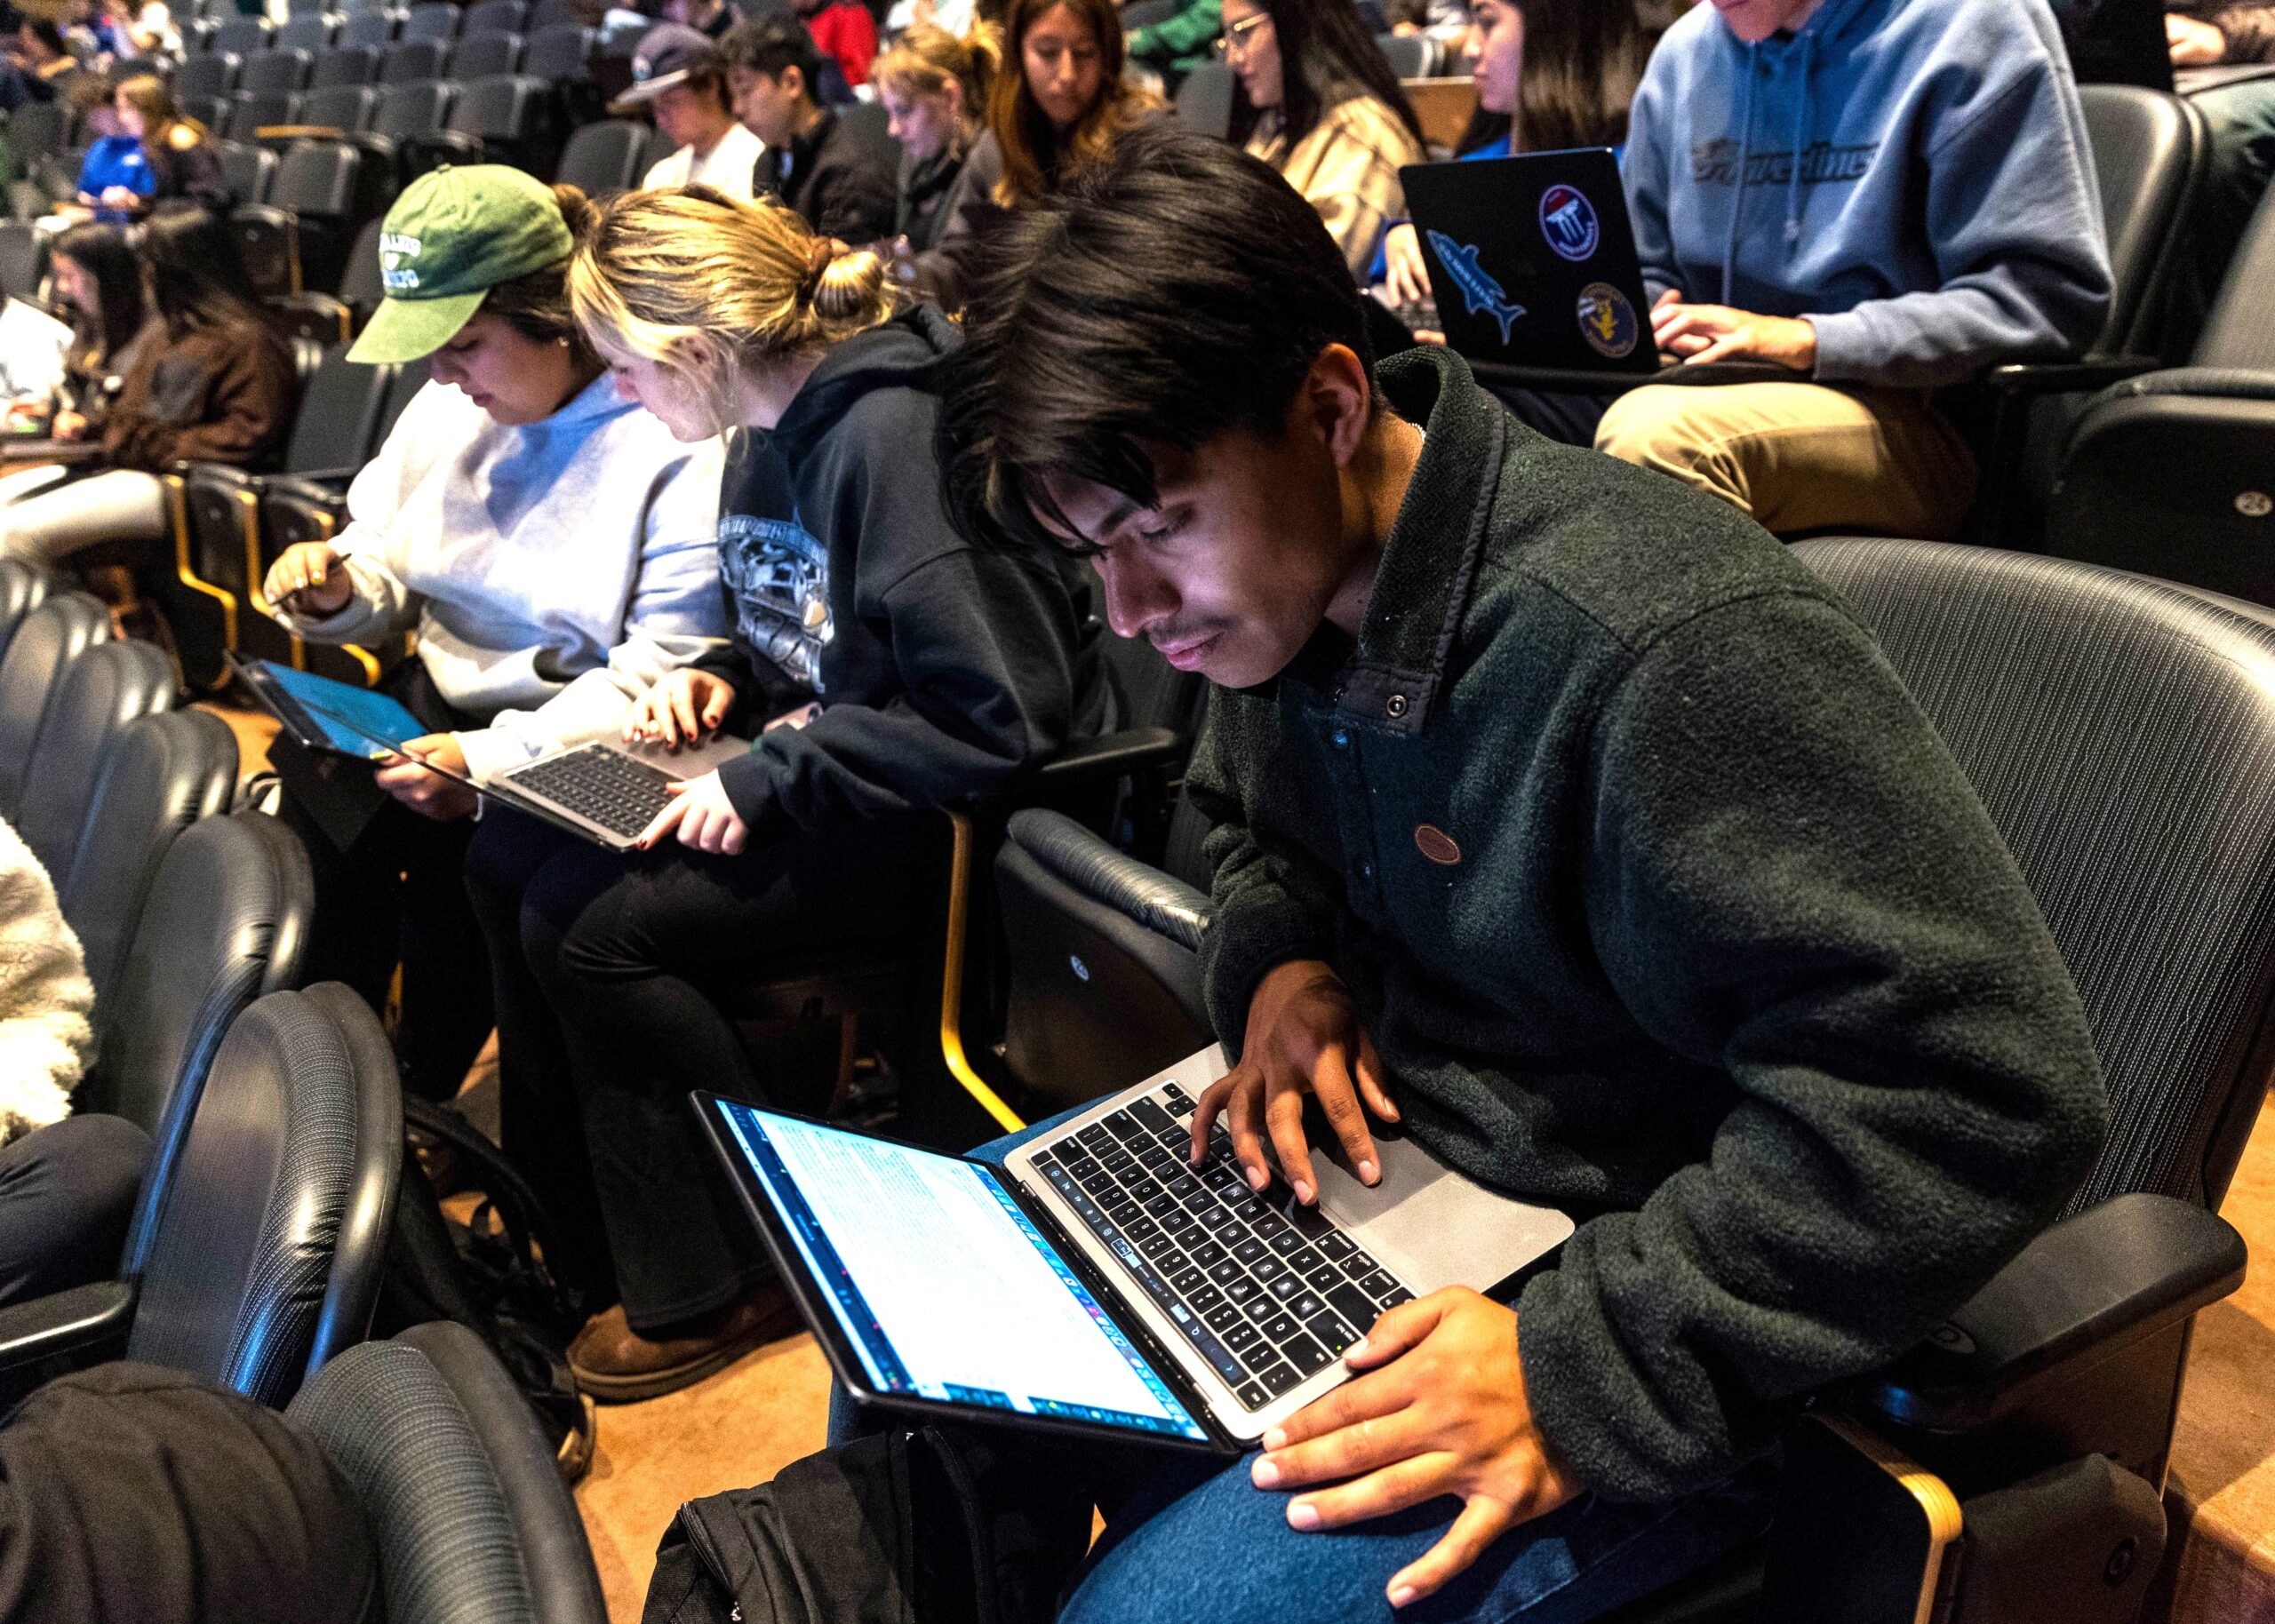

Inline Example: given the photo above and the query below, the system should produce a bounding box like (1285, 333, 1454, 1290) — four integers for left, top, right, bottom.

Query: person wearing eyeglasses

(1225, 0, 1426, 281)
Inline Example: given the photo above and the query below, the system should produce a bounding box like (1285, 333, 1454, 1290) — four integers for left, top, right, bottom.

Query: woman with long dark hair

(0, 207, 291, 565)
(1225, 0, 1425, 279)
(915, 0, 1160, 307)
(1380, 0, 1654, 305)
(19, 223, 144, 449)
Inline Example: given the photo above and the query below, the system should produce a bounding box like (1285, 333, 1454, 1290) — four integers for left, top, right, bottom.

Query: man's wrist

(1786, 315, 1820, 373)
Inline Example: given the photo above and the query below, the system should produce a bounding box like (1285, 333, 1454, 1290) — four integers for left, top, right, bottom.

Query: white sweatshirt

(274, 373, 730, 783)
(0, 817, 92, 1147)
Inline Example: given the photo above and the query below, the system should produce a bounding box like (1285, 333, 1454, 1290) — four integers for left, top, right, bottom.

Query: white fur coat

(0, 818, 92, 1146)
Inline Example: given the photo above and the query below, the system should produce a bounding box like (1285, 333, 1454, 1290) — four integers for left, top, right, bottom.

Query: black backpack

(373, 1095, 595, 1478)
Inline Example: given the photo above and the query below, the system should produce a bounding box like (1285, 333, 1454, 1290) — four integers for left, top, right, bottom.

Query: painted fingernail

(1249, 1457, 1278, 1488)
(1245, 1166, 1267, 1191)
(1390, 1586, 1417, 1608)
(1359, 1158, 1378, 1183)
(1288, 1501, 1320, 1531)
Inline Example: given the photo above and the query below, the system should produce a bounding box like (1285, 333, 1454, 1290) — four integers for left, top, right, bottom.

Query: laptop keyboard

(501, 744, 677, 839)
(1029, 1084, 1415, 1414)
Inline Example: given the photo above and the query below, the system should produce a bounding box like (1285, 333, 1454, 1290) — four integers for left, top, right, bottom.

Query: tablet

(231, 654, 426, 760)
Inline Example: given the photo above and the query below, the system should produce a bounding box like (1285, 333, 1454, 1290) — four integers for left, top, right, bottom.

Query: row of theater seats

(0, 561, 609, 1621)
(194, 0, 590, 58)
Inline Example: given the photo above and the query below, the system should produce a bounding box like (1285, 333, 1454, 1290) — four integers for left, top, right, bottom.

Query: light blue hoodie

(1623, 0, 2113, 387)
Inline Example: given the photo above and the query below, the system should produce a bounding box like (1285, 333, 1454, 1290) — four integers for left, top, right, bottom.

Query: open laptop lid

(0, 298, 74, 405)
(1401, 147, 1656, 373)
(228, 653, 427, 761)
(694, 1092, 1238, 1453)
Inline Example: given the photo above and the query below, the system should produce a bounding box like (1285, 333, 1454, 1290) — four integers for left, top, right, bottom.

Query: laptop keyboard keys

(1283, 1334, 1330, 1374)
(1305, 1310, 1359, 1357)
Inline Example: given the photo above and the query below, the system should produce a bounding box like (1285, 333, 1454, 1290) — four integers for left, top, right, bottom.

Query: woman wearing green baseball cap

(259, 165, 729, 1106)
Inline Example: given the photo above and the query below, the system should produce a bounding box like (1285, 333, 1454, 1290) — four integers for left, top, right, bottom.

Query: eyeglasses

(1213, 12, 1270, 60)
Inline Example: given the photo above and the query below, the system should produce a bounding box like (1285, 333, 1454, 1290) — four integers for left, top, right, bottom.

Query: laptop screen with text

(714, 1100, 1209, 1442)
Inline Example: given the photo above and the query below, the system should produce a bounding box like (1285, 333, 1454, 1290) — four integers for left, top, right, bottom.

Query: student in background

(0, 208, 290, 566)
(873, 22, 993, 251)
(915, 0, 1160, 306)
(260, 167, 727, 1105)
(616, 23, 766, 197)
(1588, 0, 2111, 539)
(667, 0, 745, 39)
(110, 74, 224, 214)
(0, 222, 145, 472)
(725, 13, 899, 242)
(1226, 0, 1425, 281)
(1125, 0, 1220, 90)
(1378, 0, 1653, 306)
(461, 187, 1112, 1401)
(55, 76, 151, 224)
(2167, 3, 2275, 292)
(796, 0, 879, 86)
(0, 20, 80, 112)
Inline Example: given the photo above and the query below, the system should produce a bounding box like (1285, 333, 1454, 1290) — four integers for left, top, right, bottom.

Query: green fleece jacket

(1128, 0, 1221, 77)
(1185, 346, 2108, 1502)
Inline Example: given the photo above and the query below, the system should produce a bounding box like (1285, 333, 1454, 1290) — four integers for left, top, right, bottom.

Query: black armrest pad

(1033, 726, 1186, 785)
(2092, 367, 2275, 407)
(1864, 1192, 2244, 1431)
(0, 1278, 136, 1373)
(261, 474, 352, 506)
(1006, 807, 1211, 951)
(1984, 357, 2159, 396)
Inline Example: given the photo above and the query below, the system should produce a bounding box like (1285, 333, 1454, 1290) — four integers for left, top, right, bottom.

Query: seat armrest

(1467, 358, 1798, 398)
(1006, 807, 1211, 952)
(1863, 1191, 2244, 1432)
(0, 1278, 137, 1374)
(2087, 365, 2275, 406)
(1983, 357, 2160, 397)
(262, 473, 353, 506)
(1033, 725, 1186, 786)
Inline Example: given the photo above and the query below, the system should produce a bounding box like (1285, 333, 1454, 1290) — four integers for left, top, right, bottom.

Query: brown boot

(568, 1286, 802, 1403)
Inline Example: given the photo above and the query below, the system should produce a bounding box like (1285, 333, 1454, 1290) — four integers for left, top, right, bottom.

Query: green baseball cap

(347, 165, 575, 364)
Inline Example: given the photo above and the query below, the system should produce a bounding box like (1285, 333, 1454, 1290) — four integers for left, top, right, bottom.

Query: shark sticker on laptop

(1425, 229, 1527, 346)
(1538, 185, 1600, 262)
(1577, 282, 1639, 359)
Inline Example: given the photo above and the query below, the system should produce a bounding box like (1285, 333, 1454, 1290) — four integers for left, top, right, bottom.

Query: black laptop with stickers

(1399, 147, 1656, 373)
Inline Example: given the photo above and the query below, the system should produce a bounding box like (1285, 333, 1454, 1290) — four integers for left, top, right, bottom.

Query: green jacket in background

(1128, 0, 1221, 78)
(1185, 346, 2109, 1502)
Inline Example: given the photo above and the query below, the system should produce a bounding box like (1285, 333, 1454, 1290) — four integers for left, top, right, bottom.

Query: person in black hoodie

(722, 13, 898, 243)
(461, 183, 1113, 1402)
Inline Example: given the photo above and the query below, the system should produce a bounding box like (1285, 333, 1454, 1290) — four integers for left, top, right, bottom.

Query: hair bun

(551, 182, 600, 243)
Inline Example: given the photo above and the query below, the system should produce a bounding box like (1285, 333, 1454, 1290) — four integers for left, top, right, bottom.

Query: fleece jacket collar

(767, 304, 958, 465)
(1282, 343, 1504, 738)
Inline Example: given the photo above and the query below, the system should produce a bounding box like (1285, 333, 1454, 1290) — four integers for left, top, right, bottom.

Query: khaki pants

(1594, 381, 1977, 540)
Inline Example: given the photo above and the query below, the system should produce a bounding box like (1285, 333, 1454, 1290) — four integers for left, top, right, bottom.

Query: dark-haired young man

(613, 23, 764, 197)
(916, 128, 2108, 1619)
(722, 13, 897, 243)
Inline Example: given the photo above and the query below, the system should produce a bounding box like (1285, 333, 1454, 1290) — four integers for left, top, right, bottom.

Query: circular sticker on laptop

(1539, 184, 1600, 263)
(1577, 283, 1639, 359)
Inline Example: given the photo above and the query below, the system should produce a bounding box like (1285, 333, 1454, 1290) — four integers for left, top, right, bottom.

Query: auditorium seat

(224, 86, 299, 141)
(0, 592, 108, 824)
(462, 0, 530, 36)
(0, 559, 50, 669)
(275, 12, 336, 52)
(1173, 60, 1234, 139)
(519, 20, 593, 83)
(336, 8, 398, 52)
(0, 984, 401, 1408)
(172, 47, 239, 100)
(555, 118, 649, 195)
(239, 44, 315, 93)
(205, 14, 273, 56)
(216, 138, 279, 204)
(12, 638, 177, 888)
(288, 1321, 609, 1624)
(2, 100, 64, 167)
(310, 42, 382, 88)
(379, 36, 450, 84)
(399, 2, 463, 44)
(172, 341, 400, 687)
(231, 138, 363, 298)
(2043, 178, 2275, 602)
(445, 73, 555, 171)
(294, 82, 379, 136)
(448, 30, 522, 80)
(52, 709, 237, 1034)
(0, 221, 47, 302)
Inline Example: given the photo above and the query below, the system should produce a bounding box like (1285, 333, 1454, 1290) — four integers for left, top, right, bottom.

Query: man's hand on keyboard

(376, 733, 477, 821)
(1191, 959, 1397, 1205)
(636, 768, 749, 856)
(625, 669, 738, 750)
(1250, 1286, 1583, 1608)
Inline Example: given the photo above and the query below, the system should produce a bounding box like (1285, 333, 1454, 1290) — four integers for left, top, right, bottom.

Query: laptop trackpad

(1307, 1126, 1574, 1297)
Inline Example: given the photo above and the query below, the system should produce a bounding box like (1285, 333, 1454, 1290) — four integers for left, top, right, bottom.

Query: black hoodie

(698, 306, 1113, 834)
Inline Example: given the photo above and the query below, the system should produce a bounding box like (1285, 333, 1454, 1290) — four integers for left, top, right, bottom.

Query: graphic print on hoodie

(1621, 0, 2114, 387)
(717, 509, 834, 694)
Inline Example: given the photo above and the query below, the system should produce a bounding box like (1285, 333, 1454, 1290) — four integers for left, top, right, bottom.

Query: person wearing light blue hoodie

(1590, 0, 2113, 538)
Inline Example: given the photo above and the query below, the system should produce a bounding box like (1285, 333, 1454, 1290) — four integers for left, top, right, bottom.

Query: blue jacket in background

(75, 134, 155, 222)
(1622, 0, 2113, 387)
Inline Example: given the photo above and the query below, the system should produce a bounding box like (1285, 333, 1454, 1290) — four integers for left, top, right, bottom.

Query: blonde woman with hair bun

(464, 182, 1115, 1400)
(873, 22, 995, 251)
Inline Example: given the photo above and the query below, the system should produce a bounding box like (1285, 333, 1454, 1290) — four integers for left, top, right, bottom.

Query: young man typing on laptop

(906, 128, 2109, 1620)
(1589, 0, 2111, 538)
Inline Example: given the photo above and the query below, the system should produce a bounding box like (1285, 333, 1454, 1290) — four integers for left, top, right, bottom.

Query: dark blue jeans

(830, 1106, 1778, 1623)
